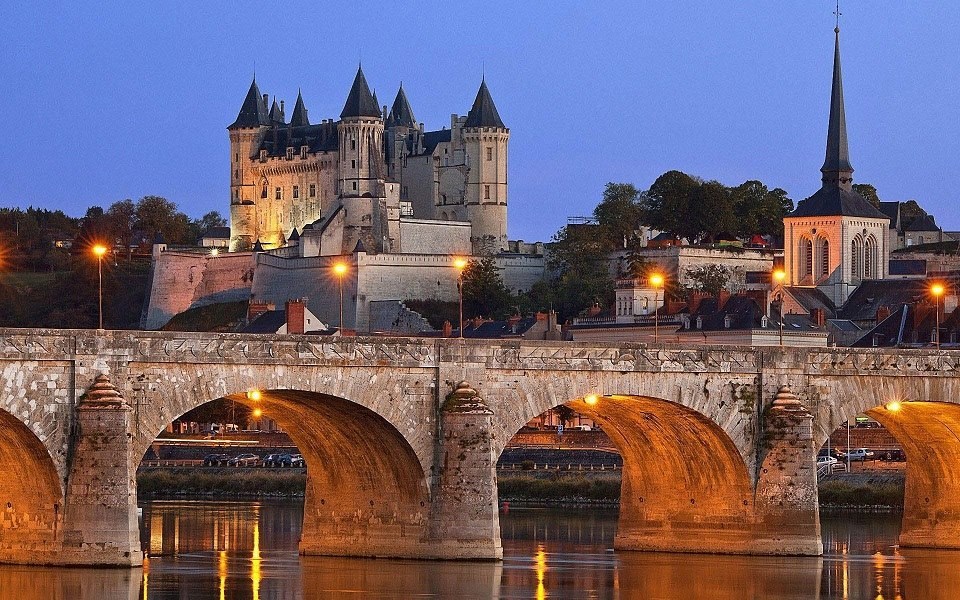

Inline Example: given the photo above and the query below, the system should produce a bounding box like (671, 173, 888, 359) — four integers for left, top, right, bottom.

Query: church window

(819, 239, 829, 279)
(484, 185, 491, 200)
(234, 169, 239, 179)
(801, 238, 813, 279)
(486, 147, 492, 161)
(275, 187, 282, 200)
(864, 235, 878, 279)
(235, 189, 239, 200)
(851, 235, 863, 279)
(286, 148, 294, 160)
(309, 184, 316, 198)
(293, 185, 299, 199)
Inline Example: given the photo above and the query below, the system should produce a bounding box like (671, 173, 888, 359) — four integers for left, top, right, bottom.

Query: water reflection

(6, 501, 960, 598)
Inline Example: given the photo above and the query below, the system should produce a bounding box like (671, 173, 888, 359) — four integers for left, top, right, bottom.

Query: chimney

(248, 301, 274, 322)
(811, 308, 825, 328)
(876, 306, 891, 324)
(718, 290, 732, 311)
(535, 311, 548, 322)
(285, 299, 305, 334)
(442, 320, 453, 337)
(587, 304, 602, 317)
(507, 314, 521, 333)
(262, 94, 269, 109)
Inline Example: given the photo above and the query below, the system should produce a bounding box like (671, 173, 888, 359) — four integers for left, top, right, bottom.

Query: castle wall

(398, 219, 471, 255)
(497, 255, 546, 293)
(616, 247, 776, 291)
(249, 254, 356, 331)
(403, 154, 436, 219)
(142, 251, 254, 330)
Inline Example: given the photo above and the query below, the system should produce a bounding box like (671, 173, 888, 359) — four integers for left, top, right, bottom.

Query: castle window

(352, 182, 357, 191)
(351, 138, 356, 150)
(235, 153, 239, 162)
(286, 147, 294, 160)
(484, 185, 491, 200)
(300, 146, 308, 159)
(351, 160, 356, 169)
(275, 187, 282, 200)
(234, 169, 239, 179)
(486, 147, 492, 161)
(309, 184, 316, 198)
(293, 185, 299, 199)
(235, 189, 239, 200)
(261, 184, 268, 199)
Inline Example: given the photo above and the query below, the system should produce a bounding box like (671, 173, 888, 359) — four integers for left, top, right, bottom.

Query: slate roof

(340, 66, 381, 119)
(837, 279, 929, 322)
(878, 201, 901, 229)
(290, 91, 309, 127)
(255, 120, 339, 157)
(269, 99, 285, 124)
(789, 185, 888, 219)
(784, 286, 837, 317)
(243, 310, 286, 334)
(821, 28, 852, 177)
(386, 85, 417, 128)
(889, 259, 927, 277)
(229, 79, 269, 129)
(464, 79, 505, 128)
(288, 228, 300, 241)
(201, 226, 231, 240)
(415, 129, 452, 156)
(905, 213, 939, 232)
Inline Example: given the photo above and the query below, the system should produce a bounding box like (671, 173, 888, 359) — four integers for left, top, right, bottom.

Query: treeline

(0, 197, 225, 272)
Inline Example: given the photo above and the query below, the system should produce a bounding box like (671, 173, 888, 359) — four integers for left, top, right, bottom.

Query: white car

(840, 448, 874, 461)
(817, 455, 838, 467)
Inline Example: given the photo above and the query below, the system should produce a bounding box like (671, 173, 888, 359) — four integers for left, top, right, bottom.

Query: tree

(640, 170, 699, 240)
(545, 223, 615, 320)
(730, 181, 794, 238)
(684, 264, 731, 297)
(852, 183, 880, 209)
(689, 180, 735, 242)
(461, 256, 513, 319)
(135, 196, 193, 245)
(190, 211, 228, 243)
(593, 183, 642, 250)
(107, 199, 136, 257)
(553, 405, 577, 427)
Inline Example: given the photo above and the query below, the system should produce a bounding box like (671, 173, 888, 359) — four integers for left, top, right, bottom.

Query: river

(0, 500, 953, 598)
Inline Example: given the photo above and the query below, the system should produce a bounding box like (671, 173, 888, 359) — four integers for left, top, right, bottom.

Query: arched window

(864, 235, 878, 279)
(818, 237, 830, 280)
(800, 238, 813, 279)
(851, 235, 863, 280)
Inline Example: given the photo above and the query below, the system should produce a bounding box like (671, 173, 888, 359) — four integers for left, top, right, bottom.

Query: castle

(228, 67, 510, 256)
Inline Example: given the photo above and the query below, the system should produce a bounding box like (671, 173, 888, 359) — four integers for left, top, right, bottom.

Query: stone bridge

(1, 328, 958, 566)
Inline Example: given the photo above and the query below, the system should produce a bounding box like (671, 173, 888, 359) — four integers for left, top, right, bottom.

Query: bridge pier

(427, 382, 502, 560)
(58, 375, 143, 566)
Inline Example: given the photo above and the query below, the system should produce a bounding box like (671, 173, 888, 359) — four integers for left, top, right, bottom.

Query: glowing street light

(247, 389, 262, 402)
(210, 248, 220, 257)
(773, 269, 786, 346)
(92, 244, 108, 330)
(333, 262, 348, 333)
(885, 401, 902, 412)
(454, 257, 469, 338)
(583, 394, 600, 406)
(931, 282, 946, 349)
(649, 273, 664, 343)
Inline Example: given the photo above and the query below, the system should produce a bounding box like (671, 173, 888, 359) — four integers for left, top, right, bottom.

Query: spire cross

(834, 1, 842, 30)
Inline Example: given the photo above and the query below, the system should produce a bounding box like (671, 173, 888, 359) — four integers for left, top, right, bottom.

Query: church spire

(821, 27, 853, 190)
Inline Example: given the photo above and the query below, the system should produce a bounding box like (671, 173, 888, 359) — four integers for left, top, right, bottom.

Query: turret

(462, 79, 509, 253)
(228, 78, 270, 251)
(338, 66, 384, 199)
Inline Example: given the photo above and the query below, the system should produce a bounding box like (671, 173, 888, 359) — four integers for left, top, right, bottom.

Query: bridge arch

(0, 408, 63, 563)
(129, 364, 436, 558)
(493, 371, 762, 554)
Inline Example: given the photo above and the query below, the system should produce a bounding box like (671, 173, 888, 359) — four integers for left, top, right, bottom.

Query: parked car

(202, 453, 230, 466)
(878, 449, 906, 462)
(264, 453, 293, 467)
(840, 448, 875, 461)
(818, 448, 843, 459)
(291, 454, 305, 468)
(817, 455, 838, 468)
(228, 453, 261, 467)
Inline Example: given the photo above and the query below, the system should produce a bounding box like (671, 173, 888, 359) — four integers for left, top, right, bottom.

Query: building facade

(228, 68, 510, 255)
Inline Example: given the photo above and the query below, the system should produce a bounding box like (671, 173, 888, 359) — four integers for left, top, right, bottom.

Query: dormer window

(724, 315, 732, 329)
(259, 150, 267, 162)
(301, 146, 308, 159)
(286, 147, 294, 160)
(696, 316, 703, 329)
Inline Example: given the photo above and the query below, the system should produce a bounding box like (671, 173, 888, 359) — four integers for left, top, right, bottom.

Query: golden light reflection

(252, 520, 262, 600)
(142, 558, 149, 600)
(873, 551, 885, 600)
(219, 550, 228, 600)
(842, 547, 849, 600)
(535, 543, 547, 600)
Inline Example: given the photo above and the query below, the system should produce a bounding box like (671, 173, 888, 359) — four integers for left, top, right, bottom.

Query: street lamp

(454, 257, 469, 338)
(333, 262, 348, 333)
(92, 244, 108, 329)
(649, 273, 664, 343)
(931, 282, 946, 349)
(773, 269, 786, 347)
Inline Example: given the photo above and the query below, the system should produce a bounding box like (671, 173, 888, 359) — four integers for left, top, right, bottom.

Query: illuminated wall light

(583, 394, 600, 406)
(247, 389, 262, 402)
(253, 408, 263, 418)
(885, 401, 902, 412)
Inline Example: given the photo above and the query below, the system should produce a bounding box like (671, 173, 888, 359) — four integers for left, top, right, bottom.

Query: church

(228, 67, 510, 256)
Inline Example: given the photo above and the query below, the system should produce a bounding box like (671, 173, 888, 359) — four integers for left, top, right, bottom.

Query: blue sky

(2, 2, 958, 241)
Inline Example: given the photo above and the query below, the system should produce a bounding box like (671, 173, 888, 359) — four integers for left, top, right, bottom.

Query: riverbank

(138, 467, 906, 509)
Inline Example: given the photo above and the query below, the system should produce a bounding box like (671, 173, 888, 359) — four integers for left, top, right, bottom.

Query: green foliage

(137, 468, 306, 497)
(818, 480, 903, 507)
(162, 300, 248, 332)
(546, 222, 615, 320)
(461, 256, 514, 319)
(852, 183, 881, 209)
(684, 264, 731, 297)
(593, 183, 643, 249)
(641, 170, 700, 240)
(552, 405, 577, 426)
(730, 180, 793, 239)
(497, 476, 621, 501)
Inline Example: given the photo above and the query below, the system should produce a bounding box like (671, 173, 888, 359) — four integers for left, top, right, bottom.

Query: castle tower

(782, 27, 889, 307)
(228, 78, 270, 250)
(338, 66, 384, 200)
(385, 84, 420, 183)
(462, 79, 509, 253)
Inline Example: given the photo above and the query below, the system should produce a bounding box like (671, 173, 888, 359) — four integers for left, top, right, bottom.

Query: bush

(818, 481, 904, 507)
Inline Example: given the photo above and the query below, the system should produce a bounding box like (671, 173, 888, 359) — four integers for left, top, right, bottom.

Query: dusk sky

(2, 2, 958, 242)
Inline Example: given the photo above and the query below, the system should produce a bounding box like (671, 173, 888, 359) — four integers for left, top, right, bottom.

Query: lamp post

(773, 269, 786, 347)
(931, 282, 945, 349)
(649, 273, 664, 343)
(454, 258, 468, 338)
(92, 244, 107, 330)
(333, 262, 348, 333)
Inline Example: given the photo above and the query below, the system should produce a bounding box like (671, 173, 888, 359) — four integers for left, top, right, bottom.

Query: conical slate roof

(290, 91, 309, 127)
(821, 28, 853, 178)
(288, 228, 300, 241)
(340, 66, 381, 119)
(387, 85, 417, 128)
(789, 28, 886, 221)
(229, 79, 269, 129)
(464, 79, 505, 128)
(269, 98, 285, 124)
